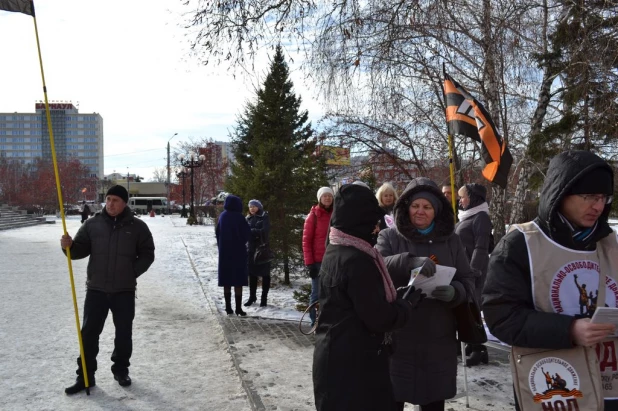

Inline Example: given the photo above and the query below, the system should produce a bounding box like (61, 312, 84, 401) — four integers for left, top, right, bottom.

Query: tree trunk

(509, 160, 530, 225)
(509, 0, 554, 226)
(482, 0, 507, 241)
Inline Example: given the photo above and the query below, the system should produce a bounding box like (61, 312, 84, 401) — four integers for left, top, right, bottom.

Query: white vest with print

(517, 221, 618, 399)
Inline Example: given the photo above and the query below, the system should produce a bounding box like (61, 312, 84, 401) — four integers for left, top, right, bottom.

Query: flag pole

(447, 134, 457, 223)
(31, 9, 91, 394)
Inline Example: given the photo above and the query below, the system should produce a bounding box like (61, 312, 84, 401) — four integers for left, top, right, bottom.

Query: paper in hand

(408, 264, 457, 298)
(591, 307, 618, 336)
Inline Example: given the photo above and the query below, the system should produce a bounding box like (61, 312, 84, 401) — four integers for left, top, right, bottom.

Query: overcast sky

(0, 0, 323, 181)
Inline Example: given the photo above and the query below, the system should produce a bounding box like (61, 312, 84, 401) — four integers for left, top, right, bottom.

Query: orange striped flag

(443, 72, 512, 188)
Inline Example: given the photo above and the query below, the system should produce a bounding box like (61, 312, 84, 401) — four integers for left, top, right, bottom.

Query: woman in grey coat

(376, 177, 476, 411)
(454, 183, 492, 366)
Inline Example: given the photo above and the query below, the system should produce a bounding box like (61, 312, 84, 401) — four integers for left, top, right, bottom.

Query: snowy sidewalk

(0, 215, 516, 410)
(0, 216, 250, 411)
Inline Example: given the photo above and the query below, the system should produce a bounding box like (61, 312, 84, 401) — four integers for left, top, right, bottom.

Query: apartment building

(0, 102, 103, 177)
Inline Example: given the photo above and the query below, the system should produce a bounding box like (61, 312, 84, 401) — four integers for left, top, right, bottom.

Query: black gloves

(308, 264, 320, 279)
(396, 285, 425, 308)
(407, 254, 436, 277)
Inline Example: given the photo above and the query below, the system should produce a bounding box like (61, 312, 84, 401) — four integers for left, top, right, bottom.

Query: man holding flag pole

(0, 0, 154, 396)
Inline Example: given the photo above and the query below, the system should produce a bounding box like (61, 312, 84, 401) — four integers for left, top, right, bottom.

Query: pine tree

(227, 45, 328, 284)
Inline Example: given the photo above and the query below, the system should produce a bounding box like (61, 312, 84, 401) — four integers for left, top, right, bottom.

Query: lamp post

(126, 168, 130, 197)
(178, 151, 205, 220)
(166, 132, 178, 214)
(176, 166, 189, 218)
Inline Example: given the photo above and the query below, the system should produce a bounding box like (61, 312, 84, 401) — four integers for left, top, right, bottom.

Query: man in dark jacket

(60, 185, 155, 395)
(483, 150, 617, 410)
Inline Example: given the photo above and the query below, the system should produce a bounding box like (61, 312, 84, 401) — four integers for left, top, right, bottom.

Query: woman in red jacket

(303, 187, 334, 327)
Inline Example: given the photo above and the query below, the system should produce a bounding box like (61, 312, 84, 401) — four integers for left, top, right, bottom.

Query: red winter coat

(302, 205, 332, 266)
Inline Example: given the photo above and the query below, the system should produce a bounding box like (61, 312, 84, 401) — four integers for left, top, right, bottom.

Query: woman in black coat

(244, 199, 272, 307)
(313, 184, 425, 411)
(376, 177, 476, 411)
(215, 194, 251, 316)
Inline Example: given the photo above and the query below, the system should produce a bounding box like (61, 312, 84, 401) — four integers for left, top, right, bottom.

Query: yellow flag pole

(32, 13, 91, 394)
(447, 134, 457, 224)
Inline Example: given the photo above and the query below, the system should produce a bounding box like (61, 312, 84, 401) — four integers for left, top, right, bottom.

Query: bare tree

(150, 167, 168, 183)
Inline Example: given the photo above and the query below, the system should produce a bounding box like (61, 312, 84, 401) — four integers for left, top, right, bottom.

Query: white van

(128, 197, 168, 214)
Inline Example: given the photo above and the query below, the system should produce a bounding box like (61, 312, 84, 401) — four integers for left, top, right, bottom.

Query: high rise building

(0, 102, 104, 177)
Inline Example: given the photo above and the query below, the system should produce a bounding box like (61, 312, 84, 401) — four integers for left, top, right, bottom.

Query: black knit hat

(331, 184, 384, 244)
(106, 185, 129, 203)
(567, 167, 614, 196)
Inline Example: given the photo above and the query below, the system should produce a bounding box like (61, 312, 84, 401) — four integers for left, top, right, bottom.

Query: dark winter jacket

(80, 203, 91, 220)
(216, 195, 251, 287)
(65, 206, 155, 292)
(313, 246, 412, 411)
(247, 209, 271, 278)
(376, 177, 476, 405)
(302, 205, 332, 266)
(313, 184, 413, 411)
(455, 206, 491, 304)
(482, 151, 615, 348)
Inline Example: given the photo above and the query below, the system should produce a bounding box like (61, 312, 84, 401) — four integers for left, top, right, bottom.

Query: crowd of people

(58, 150, 618, 411)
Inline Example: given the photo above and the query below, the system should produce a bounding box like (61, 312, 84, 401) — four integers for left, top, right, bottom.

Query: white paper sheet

(408, 264, 457, 297)
(591, 307, 618, 336)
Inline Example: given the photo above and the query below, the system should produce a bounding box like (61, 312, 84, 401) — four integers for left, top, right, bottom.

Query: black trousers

(76, 289, 135, 378)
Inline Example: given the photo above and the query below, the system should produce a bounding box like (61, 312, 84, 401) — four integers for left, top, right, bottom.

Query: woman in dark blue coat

(215, 194, 251, 316)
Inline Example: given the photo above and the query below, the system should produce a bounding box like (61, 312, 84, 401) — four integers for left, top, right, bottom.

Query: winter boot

(466, 345, 489, 367)
(224, 291, 234, 315)
(235, 294, 247, 317)
(65, 375, 95, 395)
(244, 276, 258, 306)
(260, 276, 271, 307)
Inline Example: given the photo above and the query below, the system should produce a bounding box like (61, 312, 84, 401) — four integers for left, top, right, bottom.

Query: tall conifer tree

(227, 45, 328, 283)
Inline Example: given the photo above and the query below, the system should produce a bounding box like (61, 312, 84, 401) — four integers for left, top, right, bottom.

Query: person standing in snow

(216, 194, 251, 316)
(376, 177, 476, 411)
(60, 185, 155, 395)
(302, 187, 334, 327)
(313, 183, 428, 411)
(244, 199, 272, 307)
(80, 200, 90, 224)
(455, 183, 492, 366)
(483, 150, 618, 410)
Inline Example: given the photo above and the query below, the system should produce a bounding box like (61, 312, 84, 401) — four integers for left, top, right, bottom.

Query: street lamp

(178, 151, 205, 220)
(166, 132, 178, 214)
(176, 166, 190, 218)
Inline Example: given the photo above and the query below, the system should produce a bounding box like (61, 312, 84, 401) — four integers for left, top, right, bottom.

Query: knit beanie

(567, 167, 613, 196)
(248, 199, 263, 210)
(106, 185, 128, 203)
(410, 191, 442, 215)
(317, 187, 334, 203)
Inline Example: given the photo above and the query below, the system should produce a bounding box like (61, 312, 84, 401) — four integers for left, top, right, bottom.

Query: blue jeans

(309, 263, 321, 326)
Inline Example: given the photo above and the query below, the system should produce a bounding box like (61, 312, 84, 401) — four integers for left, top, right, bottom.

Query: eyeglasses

(576, 194, 613, 205)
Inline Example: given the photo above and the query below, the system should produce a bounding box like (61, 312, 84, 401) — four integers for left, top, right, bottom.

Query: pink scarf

(329, 227, 397, 302)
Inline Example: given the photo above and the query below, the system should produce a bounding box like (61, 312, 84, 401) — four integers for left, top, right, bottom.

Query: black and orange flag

(443, 71, 512, 189)
(0, 0, 34, 15)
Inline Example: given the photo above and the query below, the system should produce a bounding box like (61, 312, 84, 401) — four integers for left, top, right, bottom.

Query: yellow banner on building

(318, 145, 350, 166)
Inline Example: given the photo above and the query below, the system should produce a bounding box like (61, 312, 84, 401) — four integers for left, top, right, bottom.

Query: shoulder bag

(254, 231, 274, 265)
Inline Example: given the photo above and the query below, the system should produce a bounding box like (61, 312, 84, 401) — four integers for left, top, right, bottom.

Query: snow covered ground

(0, 215, 253, 410)
(0, 214, 526, 410)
